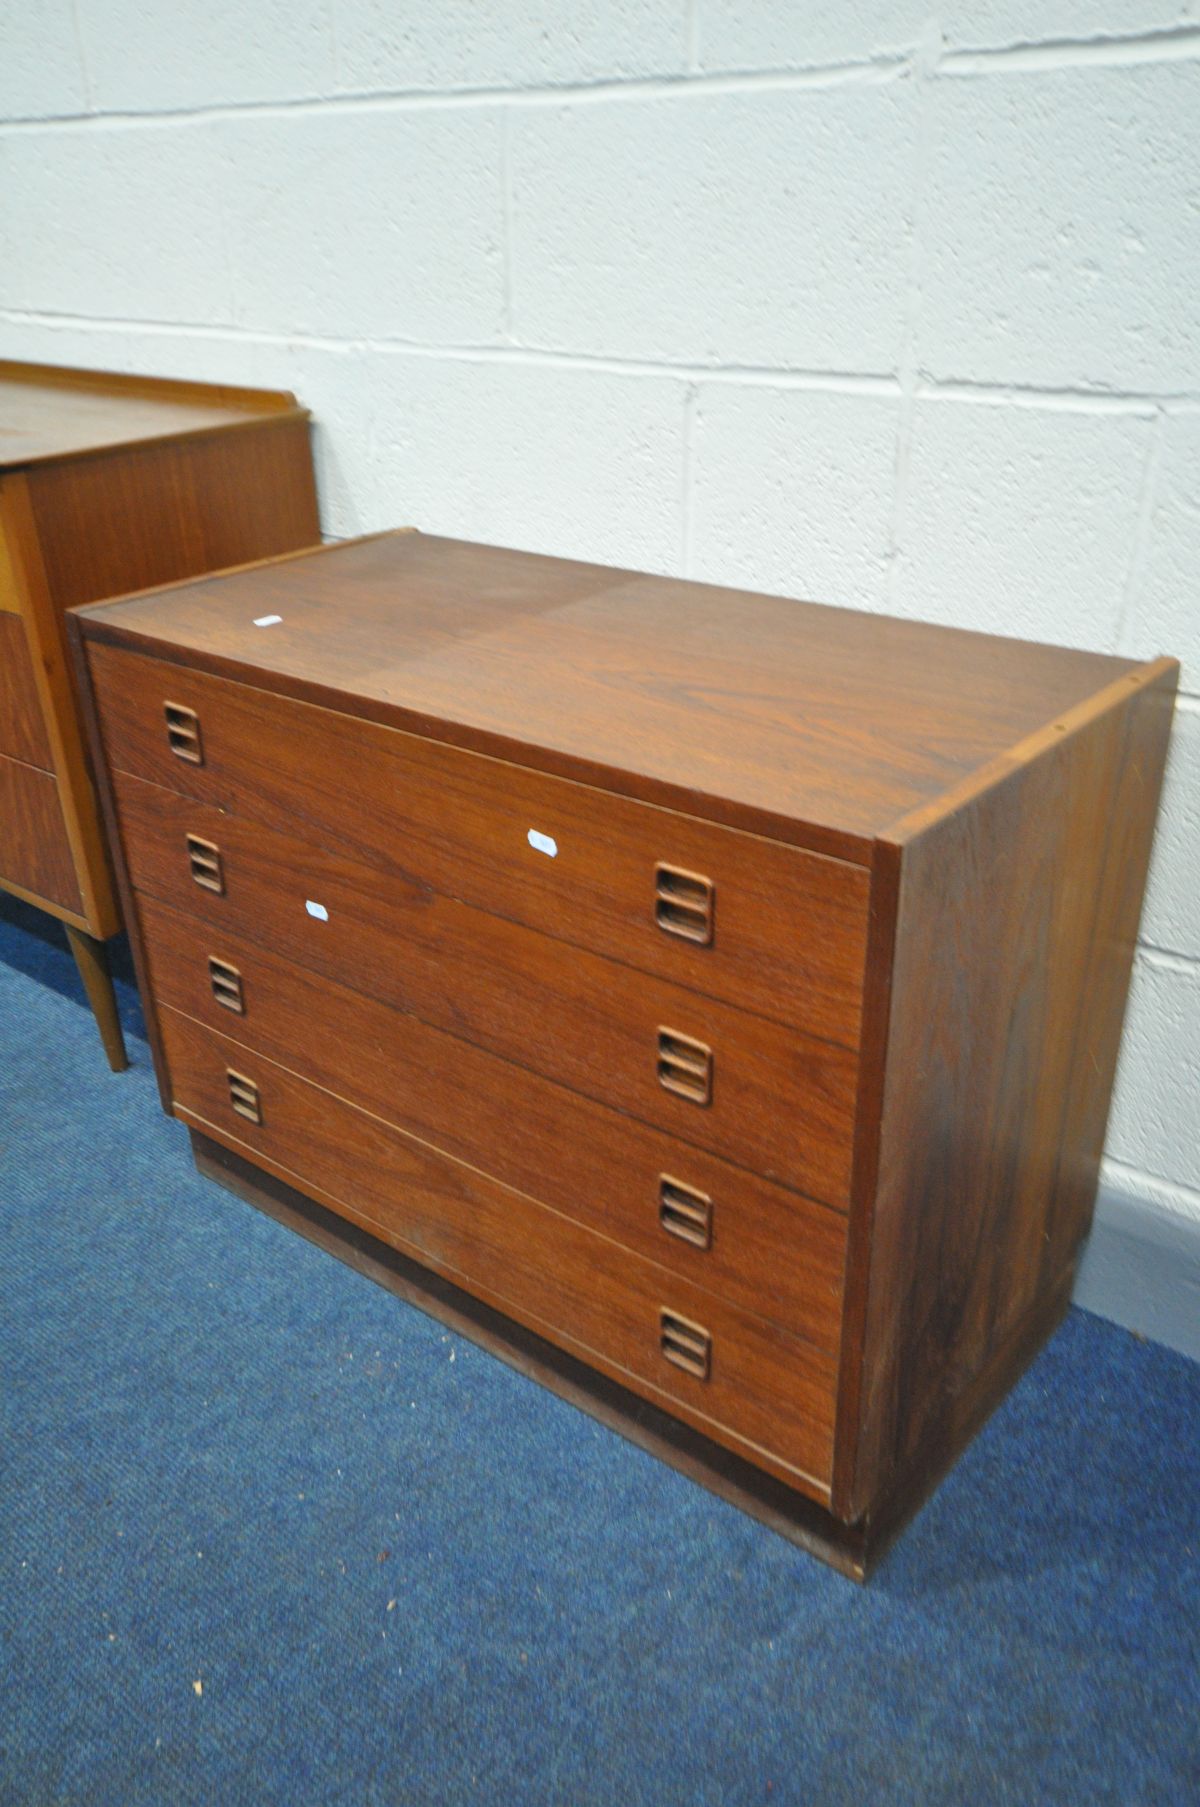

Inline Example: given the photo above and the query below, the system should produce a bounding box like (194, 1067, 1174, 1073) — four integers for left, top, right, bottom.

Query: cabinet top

(0, 360, 309, 471)
(75, 530, 1175, 863)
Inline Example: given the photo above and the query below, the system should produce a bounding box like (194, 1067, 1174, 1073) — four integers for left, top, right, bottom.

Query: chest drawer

(0, 754, 80, 911)
(158, 1004, 838, 1495)
(115, 772, 857, 1204)
(88, 643, 868, 1044)
(137, 893, 847, 1343)
(0, 614, 51, 769)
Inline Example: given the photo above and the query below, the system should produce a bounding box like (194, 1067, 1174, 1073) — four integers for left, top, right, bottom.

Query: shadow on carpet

(1, 893, 1197, 1806)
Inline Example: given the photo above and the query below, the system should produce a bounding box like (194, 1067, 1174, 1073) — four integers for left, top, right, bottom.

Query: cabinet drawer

(0, 753, 80, 911)
(159, 1005, 838, 1493)
(138, 893, 848, 1342)
(88, 643, 868, 1045)
(116, 773, 857, 1205)
(0, 614, 51, 769)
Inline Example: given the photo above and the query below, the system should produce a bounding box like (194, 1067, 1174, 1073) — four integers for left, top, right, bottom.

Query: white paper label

(527, 829, 558, 858)
(254, 614, 283, 628)
(305, 900, 329, 921)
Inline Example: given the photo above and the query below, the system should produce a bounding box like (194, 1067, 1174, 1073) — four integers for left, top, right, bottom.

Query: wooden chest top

(0, 360, 310, 472)
(78, 529, 1144, 862)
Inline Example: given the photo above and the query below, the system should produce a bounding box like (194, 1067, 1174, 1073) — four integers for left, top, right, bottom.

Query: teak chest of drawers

(0, 360, 319, 1068)
(70, 532, 1177, 1575)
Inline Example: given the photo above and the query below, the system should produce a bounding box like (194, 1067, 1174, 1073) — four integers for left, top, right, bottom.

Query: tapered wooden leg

(65, 926, 129, 1073)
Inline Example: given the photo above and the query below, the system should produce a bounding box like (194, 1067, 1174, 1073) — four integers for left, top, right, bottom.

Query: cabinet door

(0, 483, 115, 934)
(0, 612, 52, 768)
(0, 753, 81, 912)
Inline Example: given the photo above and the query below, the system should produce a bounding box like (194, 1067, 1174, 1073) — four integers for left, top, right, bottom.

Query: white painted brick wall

(689, 386, 900, 608)
(510, 87, 919, 369)
(1120, 414, 1200, 691)
(219, 110, 507, 341)
(3, 123, 234, 322)
(1141, 699, 1200, 962)
(0, 2, 88, 120)
(920, 61, 1200, 392)
(77, 0, 337, 112)
(892, 400, 1152, 643)
(1, 6, 1198, 1252)
(336, 2, 686, 93)
(369, 352, 687, 571)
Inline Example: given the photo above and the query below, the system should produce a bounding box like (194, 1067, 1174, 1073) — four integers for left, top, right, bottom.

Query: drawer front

(0, 753, 80, 911)
(0, 614, 51, 769)
(159, 1005, 838, 1492)
(116, 773, 857, 1205)
(138, 893, 847, 1343)
(88, 643, 868, 1045)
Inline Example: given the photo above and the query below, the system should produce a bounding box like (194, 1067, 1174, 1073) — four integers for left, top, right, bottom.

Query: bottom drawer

(159, 1005, 838, 1497)
(0, 753, 80, 913)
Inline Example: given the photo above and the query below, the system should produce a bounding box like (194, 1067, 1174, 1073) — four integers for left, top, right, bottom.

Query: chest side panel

(839, 663, 1177, 1523)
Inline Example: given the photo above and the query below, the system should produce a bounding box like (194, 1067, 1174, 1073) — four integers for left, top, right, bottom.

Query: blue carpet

(1, 892, 1198, 1807)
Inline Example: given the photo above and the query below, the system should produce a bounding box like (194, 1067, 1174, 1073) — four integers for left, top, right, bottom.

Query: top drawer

(86, 643, 868, 1047)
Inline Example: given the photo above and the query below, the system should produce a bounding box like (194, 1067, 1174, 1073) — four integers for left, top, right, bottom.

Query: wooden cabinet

(0, 361, 320, 1067)
(70, 530, 1177, 1575)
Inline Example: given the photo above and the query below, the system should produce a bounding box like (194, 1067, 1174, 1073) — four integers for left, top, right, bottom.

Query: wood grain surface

(137, 891, 848, 1341)
(113, 770, 858, 1204)
(70, 524, 1180, 1558)
(25, 424, 318, 617)
(0, 753, 81, 911)
(0, 359, 319, 1065)
(0, 358, 307, 470)
(75, 531, 1143, 863)
(88, 641, 870, 1041)
(161, 1006, 839, 1496)
(0, 613, 51, 768)
(193, 1128, 873, 1573)
(836, 659, 1179, 1520)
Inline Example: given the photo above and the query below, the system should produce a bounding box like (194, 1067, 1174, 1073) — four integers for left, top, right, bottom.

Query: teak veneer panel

(0, 526, 22, 612)
(136, 892, 847, 1343)
(23, 423, 318, 616)
(88, 642, 869, 1042)
(159, 1005, 839, 1497)
(0, 613, 51, 768)
(0, 359, 319, 1069)
(77, 531, 1141, 864)
(112, 770, 857, 1205)
(836, 660, 1179, 1521)
(0, 360, 305, 469)
(0, 754, 80, 912)
(71, 530, 1178, 1571)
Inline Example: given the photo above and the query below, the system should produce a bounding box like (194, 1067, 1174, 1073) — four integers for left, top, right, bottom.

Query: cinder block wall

(2, 5, 1197, 1345)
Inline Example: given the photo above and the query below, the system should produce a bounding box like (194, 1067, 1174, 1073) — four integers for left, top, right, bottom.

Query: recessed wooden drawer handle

(655, 863, 714, 946)
(226, 1068, 262, 1125)
(657, 1028, 713, 1106)
(660, 1309, 711, 1381)
(186, 834, 225, 895)
(659, 1175, 713, 1249)
(164, 701, 204, 765)
(208, 956, 245, 1014)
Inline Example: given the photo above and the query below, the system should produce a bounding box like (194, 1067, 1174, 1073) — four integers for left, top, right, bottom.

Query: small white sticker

(527, 829, 558, 858)
(305, 900, 329, 921)
(254, 614, 283, 628)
